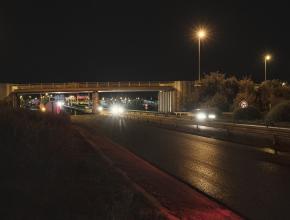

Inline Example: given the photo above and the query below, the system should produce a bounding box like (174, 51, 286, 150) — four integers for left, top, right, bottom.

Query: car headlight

(118, 106, 124, 114)
(111, 106, 119, 115)
(208, 114, 216, 119)
(196, 112, 207, 121)
(110, 105, 125, 115)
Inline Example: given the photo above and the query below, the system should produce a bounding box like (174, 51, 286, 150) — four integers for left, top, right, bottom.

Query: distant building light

(56, 101, 64, 108)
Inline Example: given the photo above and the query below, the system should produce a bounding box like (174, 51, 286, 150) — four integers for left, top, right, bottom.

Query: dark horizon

(1, 1, 290, 83)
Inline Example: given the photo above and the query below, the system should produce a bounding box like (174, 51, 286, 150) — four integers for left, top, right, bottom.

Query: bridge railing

(13, 81, 175, 91)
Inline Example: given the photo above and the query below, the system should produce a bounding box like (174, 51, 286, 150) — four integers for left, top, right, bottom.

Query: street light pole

(198, 37, 201, 82)
(264, 58, 267, 81)
(196, 29, 206, 82)
(264, 54, 271, 81)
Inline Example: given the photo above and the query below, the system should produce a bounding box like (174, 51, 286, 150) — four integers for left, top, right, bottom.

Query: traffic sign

(239, 100, 248, 109)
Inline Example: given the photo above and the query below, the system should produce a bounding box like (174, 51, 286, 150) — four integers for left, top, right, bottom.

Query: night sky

(1, 1, 289, 83)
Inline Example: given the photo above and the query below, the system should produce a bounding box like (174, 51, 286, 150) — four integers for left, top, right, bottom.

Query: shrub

(233, 106, 262, 121)
(209, 93, 229, 112)
(266, 101, 290, 122)
(0, 106, 71, 156)
(223, 76, 239, 104)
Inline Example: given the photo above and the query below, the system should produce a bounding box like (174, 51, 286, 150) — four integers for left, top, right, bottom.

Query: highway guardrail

(123, 111, 290, 153)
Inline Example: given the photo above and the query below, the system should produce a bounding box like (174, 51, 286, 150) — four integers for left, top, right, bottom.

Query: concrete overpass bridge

(0, 81, 193, 113)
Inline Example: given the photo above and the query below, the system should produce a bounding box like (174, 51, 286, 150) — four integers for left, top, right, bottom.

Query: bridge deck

(11, 81, 175, 93)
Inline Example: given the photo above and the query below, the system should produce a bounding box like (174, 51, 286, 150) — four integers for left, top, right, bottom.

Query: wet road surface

(73, 115, 290, 220)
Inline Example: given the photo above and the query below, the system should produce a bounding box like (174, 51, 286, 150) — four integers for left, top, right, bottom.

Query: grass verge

(0, 105, 165, 220)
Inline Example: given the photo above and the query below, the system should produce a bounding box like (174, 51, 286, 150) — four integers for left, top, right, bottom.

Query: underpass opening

(16, 91, 160, 114)
(99, 91, 158, 112)
(17, 92, 94, 114)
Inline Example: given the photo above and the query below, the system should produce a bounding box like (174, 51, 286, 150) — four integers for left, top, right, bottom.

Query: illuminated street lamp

(264, 54, 271, 81)
(196, 29, 207, 82)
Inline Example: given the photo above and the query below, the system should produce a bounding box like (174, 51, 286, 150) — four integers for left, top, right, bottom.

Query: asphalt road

(74, 115, 290, 220)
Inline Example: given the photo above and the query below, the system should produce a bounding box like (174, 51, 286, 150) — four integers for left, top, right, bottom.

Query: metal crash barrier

(122, 110, 290, 153)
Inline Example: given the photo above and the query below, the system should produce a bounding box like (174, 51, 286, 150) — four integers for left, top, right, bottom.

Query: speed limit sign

(239, 100, 248, 109)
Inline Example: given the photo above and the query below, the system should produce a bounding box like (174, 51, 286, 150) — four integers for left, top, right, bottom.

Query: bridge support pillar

(158, 92, 160, 112)
(92, 92, 99, 114)
(0, 83, 10, 100)
(11, 93, 19, 108)
(158, 91, 176, 113)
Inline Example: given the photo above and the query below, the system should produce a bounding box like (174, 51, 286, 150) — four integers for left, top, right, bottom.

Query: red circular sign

(239, 100, 248, 109)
